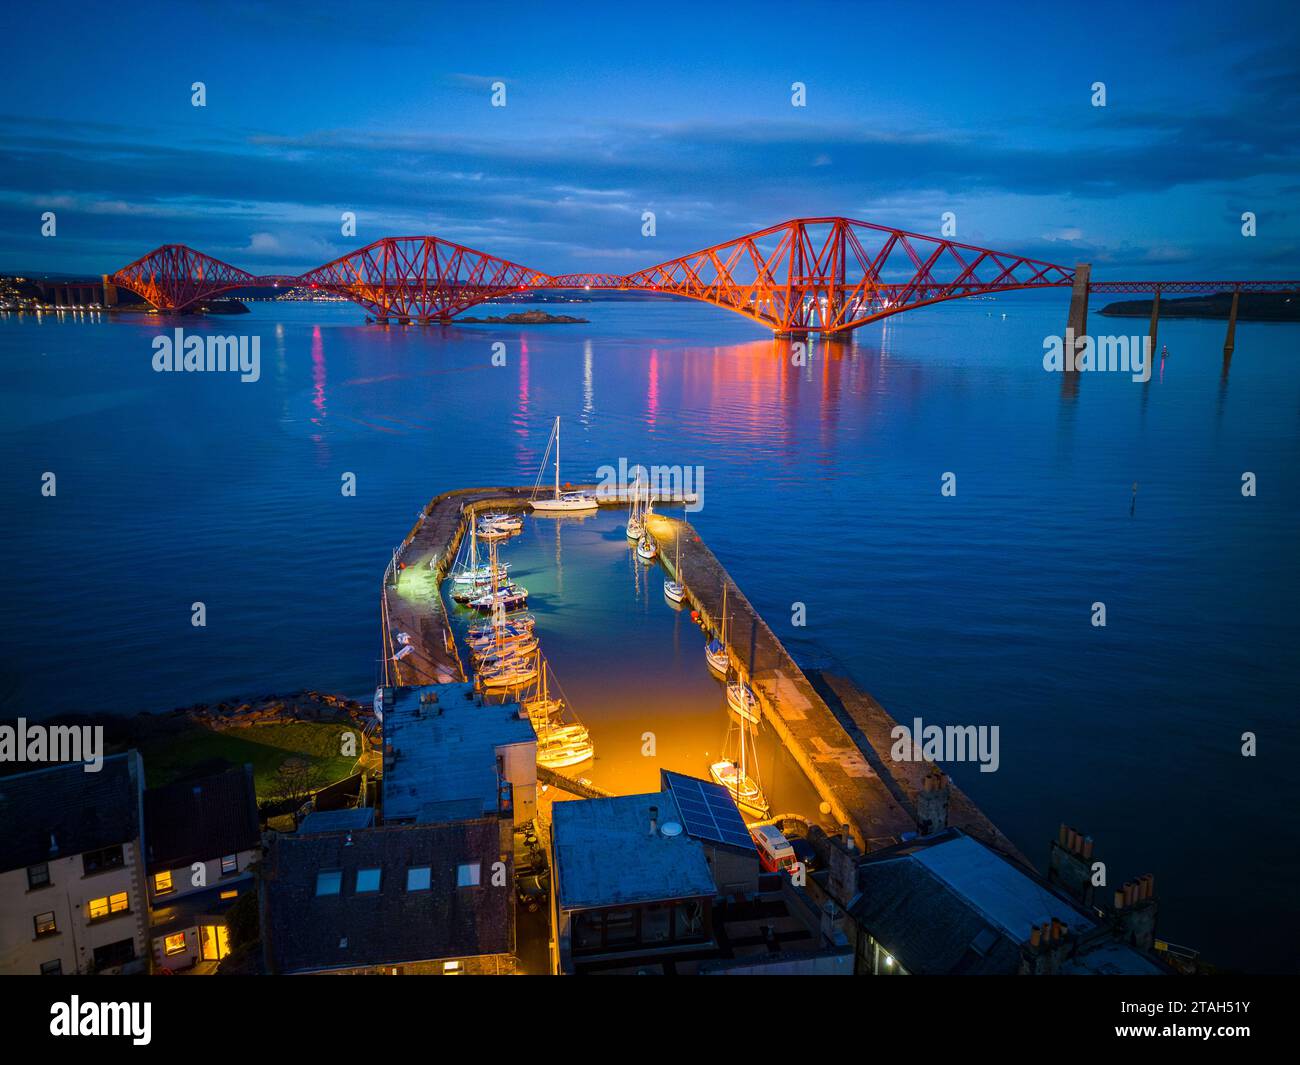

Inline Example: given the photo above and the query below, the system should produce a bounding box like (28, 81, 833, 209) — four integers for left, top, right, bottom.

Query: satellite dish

(660, 821, 683, 838)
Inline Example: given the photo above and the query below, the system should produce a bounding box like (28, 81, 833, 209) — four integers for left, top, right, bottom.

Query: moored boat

(529, 416, 599, 512)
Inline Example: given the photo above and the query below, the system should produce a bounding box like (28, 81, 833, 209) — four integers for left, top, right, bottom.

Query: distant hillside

(1099, 291, 1300, 321)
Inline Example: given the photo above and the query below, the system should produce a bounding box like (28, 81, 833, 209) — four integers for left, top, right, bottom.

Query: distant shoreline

(1099, 291, 1299, 321)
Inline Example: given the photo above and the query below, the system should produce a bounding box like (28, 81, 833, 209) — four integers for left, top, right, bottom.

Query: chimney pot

(1114, 889, 1125, 910)
(1082, 836, 1094, 859)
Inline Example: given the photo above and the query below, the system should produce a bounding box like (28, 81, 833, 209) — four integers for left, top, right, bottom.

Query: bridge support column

(1065, 263, 1091, 363)
(1223, 289, 1240, 360)
(1147, 287, 1160, 359)
(101, 275, 117, 307)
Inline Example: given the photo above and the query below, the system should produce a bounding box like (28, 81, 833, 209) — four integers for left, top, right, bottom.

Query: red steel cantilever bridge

(107, 218, 1299, 335)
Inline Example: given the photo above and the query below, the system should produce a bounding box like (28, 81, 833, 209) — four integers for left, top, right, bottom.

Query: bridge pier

(1147, 287, 1161, 358)
(1065, 263, 1091, 362)
(1222, 288, 1240, 375)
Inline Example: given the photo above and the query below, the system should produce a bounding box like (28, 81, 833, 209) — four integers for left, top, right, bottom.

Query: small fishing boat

(636, 532, 658, 562)
(663, 528, 685, 604)
(475, 521, 512, 542)
(726, 681, 760, 725)
(529, 416, 599, 512)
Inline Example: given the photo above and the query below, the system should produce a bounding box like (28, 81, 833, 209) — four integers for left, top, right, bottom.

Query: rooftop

(264, 821, 511, 973)
(144, 765, 259, 873)
(553, 787, 718, 911)
(298, 807, 375, 834)
(380, 684, 535, 824)
(0, 751, 143, 873)
(850, 828, 1163, 975)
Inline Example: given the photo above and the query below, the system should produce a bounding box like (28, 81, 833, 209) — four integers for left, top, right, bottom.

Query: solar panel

(661, 771, 757, 852)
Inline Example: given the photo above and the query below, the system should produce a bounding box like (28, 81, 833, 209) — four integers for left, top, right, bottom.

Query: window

(443, 960, 463, 975)
(82, 845, 124, 876)
(220, 854, 238, 875)
(315, 870, 342, 896)
(34, 911, 57, 938)
(219, 889, 239, 900)
(88, 892, 129, 921)
(163, 932, 188, 956)
(27, 863, 50, 890)
(92, 938, 135, 971)
(40, 959, 62, 976)
(456, 862, 480, 888)
(154, 870, 174, 895)
(356, 868, 381, 893)
(406, 866, 431, 892)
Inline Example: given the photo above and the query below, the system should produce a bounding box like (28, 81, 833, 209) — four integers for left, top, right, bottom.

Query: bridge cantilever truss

(107, 219, 1299, 335)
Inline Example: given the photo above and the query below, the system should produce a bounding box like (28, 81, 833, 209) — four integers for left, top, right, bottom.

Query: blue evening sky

(2, 0, 1297, 279)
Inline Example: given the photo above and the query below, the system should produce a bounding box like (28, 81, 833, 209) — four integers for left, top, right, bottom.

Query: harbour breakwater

(380, 487, 1024, 865)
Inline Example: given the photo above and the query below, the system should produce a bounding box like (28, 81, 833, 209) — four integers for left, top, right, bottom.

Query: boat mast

(553, 416, 561, 500)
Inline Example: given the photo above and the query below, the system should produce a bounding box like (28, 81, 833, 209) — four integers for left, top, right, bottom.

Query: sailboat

(710, 713, 769, 821)
(663, 526, 685, 604)
(528, 654, 594, 769)
(726, 676, 760, 725)
(451, 524, 510, 592)
(636, 530, 658, 562)
(625, 473, 645, 541)
(529, 416, 598, 513)
(479, 511, 523, 533)
(705, 583, 730, 675)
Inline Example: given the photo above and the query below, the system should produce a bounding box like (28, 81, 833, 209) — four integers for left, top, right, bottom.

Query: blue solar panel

(661, 770, 756, 852)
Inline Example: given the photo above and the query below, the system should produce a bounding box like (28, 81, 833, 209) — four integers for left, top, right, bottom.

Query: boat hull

(663, 580, 685, 603)
(530, 495, 598, 512)
(709, 761, 770, 820)
(726, 683, 760, 725)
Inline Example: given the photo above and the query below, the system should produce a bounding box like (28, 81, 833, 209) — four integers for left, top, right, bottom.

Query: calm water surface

(1, 294, 1297, 972)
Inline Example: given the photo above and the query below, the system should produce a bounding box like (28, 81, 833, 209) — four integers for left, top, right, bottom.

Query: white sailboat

(528, 654, 594, 769)
(705, 583, 730, 675)
(726, 679, 760, 725)
(710, 712, 769, 821)
(663, 526, 685, 604)
(529, 416, 599, 513)
(625, 473, 645, 541)
(636, 531, 658, 562)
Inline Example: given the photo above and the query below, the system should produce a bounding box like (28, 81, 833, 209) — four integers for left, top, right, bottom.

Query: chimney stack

(917, 766, 950, 836)
(649, 805, 659, 837)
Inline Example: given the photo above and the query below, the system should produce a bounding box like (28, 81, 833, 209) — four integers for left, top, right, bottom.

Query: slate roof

(0, 752, 143, 873)
(849, 828, 1159, 975)
(264, 821, 510, 973)
(149, 881, 251, 937)
(381, 684, 535, 824)
(553, 789, 718, 911)
(144, 765, 259, 873)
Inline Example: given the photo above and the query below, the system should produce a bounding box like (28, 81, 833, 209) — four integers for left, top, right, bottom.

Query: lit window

(220, 854, 238, 875)
(457, 863, 480, 888)
(163, 933, 187, 956)
(89, 892, 129, 920)
(315, 870, 342, 896)
(34, 911, 57, 937)
(443, 960, 463, 974)
(219, 889, 238, 900)
(154, 870, 174, 895)
(356, 868, 381, 893)
(406, 866, 431, 892)
(27, 863, 50, 890)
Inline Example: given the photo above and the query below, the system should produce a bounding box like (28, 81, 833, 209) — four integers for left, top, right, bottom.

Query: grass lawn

(139, 721, 360, 798)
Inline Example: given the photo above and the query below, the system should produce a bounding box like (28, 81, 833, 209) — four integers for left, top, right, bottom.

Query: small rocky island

(455, 310, 588, 324)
